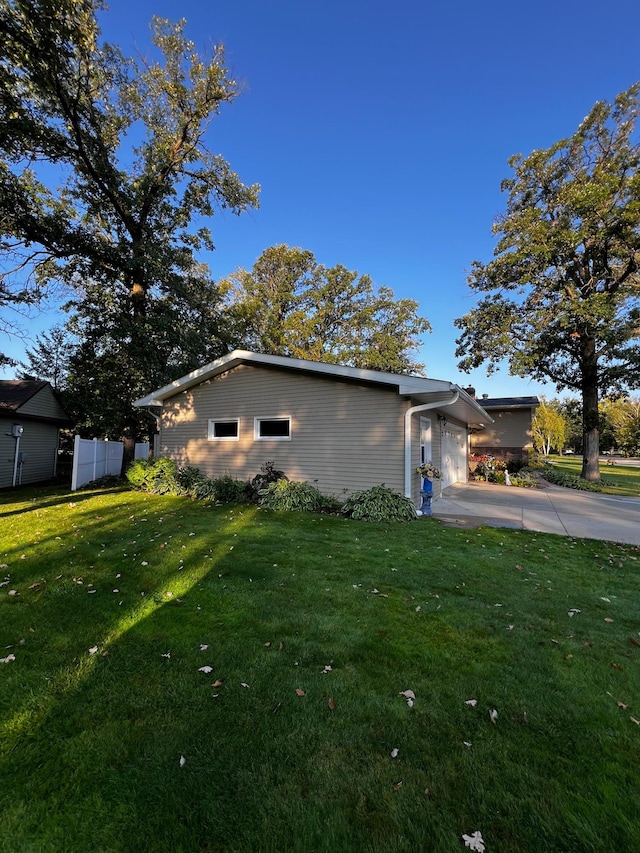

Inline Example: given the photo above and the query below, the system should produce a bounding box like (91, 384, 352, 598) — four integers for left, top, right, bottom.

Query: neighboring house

(133, 350, 492, 506)
(468, 392, 539, 463)
(0, 380, 71, 489)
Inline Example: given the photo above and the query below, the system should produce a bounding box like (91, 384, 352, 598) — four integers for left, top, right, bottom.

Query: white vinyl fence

(70, 436, 149, 491)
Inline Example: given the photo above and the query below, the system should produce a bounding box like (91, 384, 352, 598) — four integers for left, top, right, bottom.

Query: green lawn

(1, 485, 639, 852)
(547, 455, 640, 496)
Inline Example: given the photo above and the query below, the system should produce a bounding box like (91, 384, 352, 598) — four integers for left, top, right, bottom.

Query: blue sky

(3, 0, 640, 397)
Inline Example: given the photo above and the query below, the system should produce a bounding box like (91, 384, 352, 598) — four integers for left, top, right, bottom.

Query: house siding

(160, 364, 408, 498)
(471, 409, 533, 461)
(18, 386, 68, 421)
(0, 417, 58, 488)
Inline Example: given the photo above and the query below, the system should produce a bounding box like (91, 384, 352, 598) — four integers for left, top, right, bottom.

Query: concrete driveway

(432, 480, 640, 547)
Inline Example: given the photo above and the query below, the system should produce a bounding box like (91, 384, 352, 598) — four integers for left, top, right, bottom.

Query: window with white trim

(254, 416, 291, 440)
(208, 419, 239, 441)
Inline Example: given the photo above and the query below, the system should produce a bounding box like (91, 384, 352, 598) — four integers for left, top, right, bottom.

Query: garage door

(442, 424, 468, 488)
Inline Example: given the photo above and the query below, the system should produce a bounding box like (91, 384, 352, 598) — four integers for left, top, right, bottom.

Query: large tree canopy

(221, 244, 431, 374)
(0, 0, 259, 363)
(455, 84, 640, 480)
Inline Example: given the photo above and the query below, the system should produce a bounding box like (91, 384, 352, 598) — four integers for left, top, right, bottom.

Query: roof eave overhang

(133, 350, 494, 426)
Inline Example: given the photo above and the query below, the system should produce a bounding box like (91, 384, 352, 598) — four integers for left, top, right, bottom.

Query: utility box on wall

(11, 424, 24, 437)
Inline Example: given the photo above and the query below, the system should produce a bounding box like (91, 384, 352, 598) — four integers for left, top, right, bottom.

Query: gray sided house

(134, 351, 492, 506)
(0, 380, 70, 489)
(469, 395, 539, 463)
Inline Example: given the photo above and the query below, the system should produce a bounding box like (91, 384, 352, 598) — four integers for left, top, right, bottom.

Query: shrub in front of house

(248, 460, 288, 502)
(126, 457, 183, 495)
(210, 475, 250, 503)
(341, 484, 417, 522)
(126, 459, 249, 503)
(258, 479, 323, 512)
(508, 470, 539, 488)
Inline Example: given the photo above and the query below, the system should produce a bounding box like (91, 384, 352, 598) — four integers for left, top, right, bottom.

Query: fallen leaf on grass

(617, 701, 629, 710)
(0, 653, 16, 664)
(611, 662, 624, 671)
(241, 682, 250, 689)
(198, 666, 213, 674)
(328, 697, 335, 711)
(179, 755, 186, 767)
(8, 590, 18, 597)
(295, 688, 306, 697)
(199, 644, 209, 651)
(629, 637, 640, 648)
(391, 748, 399, 758)
(465, 700, 478, 707)
(462, 830, 485, 852)
(399, 689, 415, 700)
(568, 609, 581, 617)
(212, 679, 223, 688)
(393, 780, 403, 791)
(630, 717, 640, 726)
(88, 646, 98, 655)
(604, 618, 614, 623)
(28, 582, 41, 590)
(489, 709, 498, 724)
(264, 641, 271, 648)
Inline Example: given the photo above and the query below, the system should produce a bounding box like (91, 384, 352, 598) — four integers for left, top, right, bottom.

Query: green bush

(125, 457, 183, 495)
(249, 461, 287, 501)
(211, 475, 249, 504)
(342, 484, 417, 522)
(509, 471, 539, 488)
(126, 459, 250, 503)
(316, 493, 345, 514)
(540, 467, 605, 491)
(176, 465, 204, 493)
(258, 479, 323, 512)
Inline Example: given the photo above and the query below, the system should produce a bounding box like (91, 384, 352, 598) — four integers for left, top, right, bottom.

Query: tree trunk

(580, 338, 601, 481)
(131, 281, 146, 320)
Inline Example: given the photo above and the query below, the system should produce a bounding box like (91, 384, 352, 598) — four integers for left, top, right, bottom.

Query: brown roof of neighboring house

(0, 380, 49, 412)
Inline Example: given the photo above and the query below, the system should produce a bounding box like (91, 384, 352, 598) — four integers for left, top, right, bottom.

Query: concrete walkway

(432, 480, 640, 546)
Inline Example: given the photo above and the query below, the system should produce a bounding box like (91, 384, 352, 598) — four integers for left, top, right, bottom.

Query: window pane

(214, 421, 238, 438)
(208, 419, 239, 440)
(259, 419, 290, 437)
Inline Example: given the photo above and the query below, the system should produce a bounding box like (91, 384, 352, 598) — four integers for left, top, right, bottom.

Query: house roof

(133, 350, 493, 427)
(477, 396, 540, 410)
(0, 380, 49, 412)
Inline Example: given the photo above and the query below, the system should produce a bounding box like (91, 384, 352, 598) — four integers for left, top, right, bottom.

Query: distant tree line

(533, 397, 640, 457)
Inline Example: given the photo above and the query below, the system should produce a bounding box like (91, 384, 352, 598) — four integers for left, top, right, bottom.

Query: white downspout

(12, 434, 21, 488)
(404, 389, 460, 500)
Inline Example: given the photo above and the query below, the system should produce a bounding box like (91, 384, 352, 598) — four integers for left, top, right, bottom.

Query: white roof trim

(133, 349, 492, 425)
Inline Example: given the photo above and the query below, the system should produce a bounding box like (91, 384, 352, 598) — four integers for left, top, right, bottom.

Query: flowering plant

(416, 461, 442, 479)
